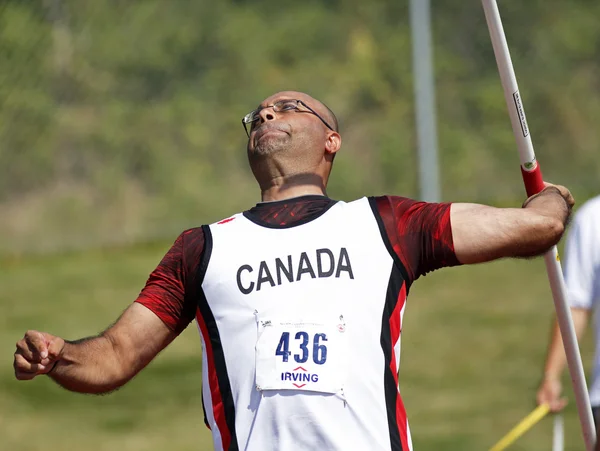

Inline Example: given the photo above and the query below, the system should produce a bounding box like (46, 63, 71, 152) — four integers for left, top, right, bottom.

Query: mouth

(254, 124, 288, 141)
(257, 130, 282, 141)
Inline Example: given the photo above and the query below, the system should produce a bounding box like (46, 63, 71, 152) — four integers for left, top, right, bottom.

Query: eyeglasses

(242, 99, 335, 137)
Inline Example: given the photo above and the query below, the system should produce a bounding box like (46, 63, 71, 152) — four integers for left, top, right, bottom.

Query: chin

(253, 138, 288, 156)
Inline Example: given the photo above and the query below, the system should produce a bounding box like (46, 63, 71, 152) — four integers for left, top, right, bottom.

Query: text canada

(236, 248, 354, 294)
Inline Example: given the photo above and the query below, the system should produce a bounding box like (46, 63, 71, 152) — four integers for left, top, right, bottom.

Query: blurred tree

(0, 0, 598, 255)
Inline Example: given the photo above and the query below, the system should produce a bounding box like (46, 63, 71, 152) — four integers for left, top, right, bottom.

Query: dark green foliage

(1, 0, 599, 255)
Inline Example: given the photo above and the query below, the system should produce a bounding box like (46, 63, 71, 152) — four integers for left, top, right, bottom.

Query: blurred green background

(1, 0, 599, 450)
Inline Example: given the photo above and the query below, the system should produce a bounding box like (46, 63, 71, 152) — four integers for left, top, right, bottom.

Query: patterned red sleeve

(135, 227, 205, 335)
(374, 195, 461, 283)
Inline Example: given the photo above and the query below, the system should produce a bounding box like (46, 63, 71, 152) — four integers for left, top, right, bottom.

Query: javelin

(489, 404, 550, 451)
(480, 1, 596, 449)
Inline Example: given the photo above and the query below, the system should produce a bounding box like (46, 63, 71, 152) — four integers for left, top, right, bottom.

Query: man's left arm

(451, 183, 573, 265)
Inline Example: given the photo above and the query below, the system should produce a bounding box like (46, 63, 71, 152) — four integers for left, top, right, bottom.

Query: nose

(257, 106, 276, 125)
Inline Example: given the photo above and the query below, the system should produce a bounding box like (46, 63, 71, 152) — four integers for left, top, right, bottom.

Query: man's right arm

(14, 303, 177, 394)
(451, 184, 574, 264)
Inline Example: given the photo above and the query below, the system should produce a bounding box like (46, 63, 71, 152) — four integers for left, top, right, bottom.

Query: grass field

(0, 242, 594, 450)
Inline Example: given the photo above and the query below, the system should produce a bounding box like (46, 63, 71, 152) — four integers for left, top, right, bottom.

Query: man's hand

(536, 377, 568, 412)
(545, 182, 575, 209)
(523, 182, 575, 211)
(14, 331, 65, 380)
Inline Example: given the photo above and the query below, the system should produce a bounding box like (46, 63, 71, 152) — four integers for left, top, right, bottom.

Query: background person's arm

(14, 303, 176, 394)
(451, 184, 573, 264)
(536, 308, 591, 411)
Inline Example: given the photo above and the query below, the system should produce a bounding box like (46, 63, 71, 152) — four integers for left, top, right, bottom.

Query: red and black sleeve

(134, 227, 205, 335)
(373, 195, 461, 284)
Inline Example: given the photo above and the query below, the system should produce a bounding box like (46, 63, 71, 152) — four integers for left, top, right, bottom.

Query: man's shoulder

(180, 225, 206, 237)
(367, 195, 426, 215)
(369, 194, 417, 202)
(176, 226, 207, 251)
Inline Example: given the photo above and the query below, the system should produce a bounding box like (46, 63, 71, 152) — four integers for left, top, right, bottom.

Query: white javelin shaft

(481, 1, 596, 450)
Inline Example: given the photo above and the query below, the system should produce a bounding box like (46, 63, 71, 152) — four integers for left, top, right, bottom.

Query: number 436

(275, 331, 328, 365)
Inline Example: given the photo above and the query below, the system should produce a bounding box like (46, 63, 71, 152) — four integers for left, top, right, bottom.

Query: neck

(260, 174, 328, 202)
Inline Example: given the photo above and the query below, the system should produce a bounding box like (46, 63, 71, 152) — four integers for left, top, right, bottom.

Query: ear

(324, 131, 341, 155)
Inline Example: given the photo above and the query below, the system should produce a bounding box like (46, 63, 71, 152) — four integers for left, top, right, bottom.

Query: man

(536, 195, 600, 445)
(15, 91, 574, 451)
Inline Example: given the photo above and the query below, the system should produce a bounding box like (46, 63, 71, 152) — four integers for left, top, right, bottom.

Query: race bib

(255, 315, 348, 394)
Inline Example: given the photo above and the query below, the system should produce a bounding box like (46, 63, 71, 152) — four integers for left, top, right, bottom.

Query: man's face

(246, 91, 333, 157)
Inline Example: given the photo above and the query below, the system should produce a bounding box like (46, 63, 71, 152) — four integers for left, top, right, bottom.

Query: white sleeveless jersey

(196, 197, 413, 451)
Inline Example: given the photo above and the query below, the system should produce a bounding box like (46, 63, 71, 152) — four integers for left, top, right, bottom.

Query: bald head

(245, 90, 342, 194)
(322, 103, 339, 133)
(259, 91, 338, 132)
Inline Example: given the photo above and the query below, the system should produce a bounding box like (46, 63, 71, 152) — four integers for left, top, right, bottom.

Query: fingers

(15, 336, 49, 364)
(536, 391, 548, 406)
(536, 379, 568, 413)
(547, 397, 568, 413)
(564, 189, 575, 208)
(542, 182, 575, 208)
(555, 397, 568, 411)
(553, 184, 575, 208)
(25, 330, 48, 360)
(14, 331, 64, 381)
(15, 338, 34, 361)
(537, 393, 555, 409)
(13, 353, 47, 378)
(14, 371, 37, 381)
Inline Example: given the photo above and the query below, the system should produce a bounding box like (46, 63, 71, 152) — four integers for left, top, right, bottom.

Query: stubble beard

(253, 134, 291, 157)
